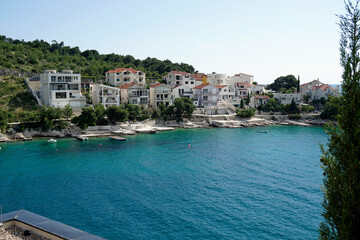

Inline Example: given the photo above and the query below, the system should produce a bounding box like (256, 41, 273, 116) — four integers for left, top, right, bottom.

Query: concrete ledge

(1, 210, 106, 240)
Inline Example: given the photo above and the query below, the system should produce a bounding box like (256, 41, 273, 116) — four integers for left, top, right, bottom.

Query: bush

(236, 108, 255, 117)
(288, 113, 301, 120)
(301, 105, 314, 113)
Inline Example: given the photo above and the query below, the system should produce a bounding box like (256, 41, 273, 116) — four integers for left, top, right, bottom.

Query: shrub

(288, 113, 301, 120)
(236, 108, 255, 117)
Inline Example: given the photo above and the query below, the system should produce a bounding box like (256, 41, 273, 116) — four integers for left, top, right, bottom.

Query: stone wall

(0, 68, 39, 78)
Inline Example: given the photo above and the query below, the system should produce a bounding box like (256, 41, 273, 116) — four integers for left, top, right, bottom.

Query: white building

(214, 85, 235, 101)
(90, 83, 120, 108)
(273, 93, 302, 105)
(192, 84, 219, 107)
(119, 83, 149, 106)
(300, 79, 322, 97)
(309, 84, 340, 101)
(227, 73, 254, 86)
(250, 95, 270, 108)
(171, 84, 193, 100)
(149, 83, 173, 107)
(105, 68, 146, 86)
(206, 72, 228, 85)
(164, 71, 204, 88)
(40, 70, 86, 108)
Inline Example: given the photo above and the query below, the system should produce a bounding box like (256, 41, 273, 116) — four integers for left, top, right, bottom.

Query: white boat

(48, 139, 57, 143)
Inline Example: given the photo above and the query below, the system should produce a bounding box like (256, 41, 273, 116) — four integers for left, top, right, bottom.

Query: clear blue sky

(0, 0, 344, 84)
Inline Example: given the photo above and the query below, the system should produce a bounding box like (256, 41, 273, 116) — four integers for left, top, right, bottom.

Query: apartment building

(90, 83, 120, 108)
(40, 70, 86, 108)
(149, 83, 173, 107)
(119, 83, 149, 106)
(105, 68, 146, 86)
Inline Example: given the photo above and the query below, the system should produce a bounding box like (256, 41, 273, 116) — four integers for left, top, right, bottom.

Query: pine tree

(319, 1, 360, 239)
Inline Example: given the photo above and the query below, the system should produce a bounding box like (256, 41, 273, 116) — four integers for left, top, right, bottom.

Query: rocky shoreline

(0, 117, 331, 143)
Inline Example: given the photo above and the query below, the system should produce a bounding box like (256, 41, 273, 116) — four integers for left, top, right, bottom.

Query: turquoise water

(0, 126, 327, 239)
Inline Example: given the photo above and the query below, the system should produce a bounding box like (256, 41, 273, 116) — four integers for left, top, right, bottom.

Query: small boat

(255, 130, 268, 133)
(48, 139, 57, 143)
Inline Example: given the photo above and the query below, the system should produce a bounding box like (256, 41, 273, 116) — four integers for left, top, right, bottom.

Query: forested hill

(0, 35, 195, 79)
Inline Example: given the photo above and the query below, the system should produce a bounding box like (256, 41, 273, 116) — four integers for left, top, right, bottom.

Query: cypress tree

(319, 1, 360, 239)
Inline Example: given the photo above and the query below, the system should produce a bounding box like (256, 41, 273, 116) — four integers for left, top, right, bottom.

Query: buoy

(100, 144, 102, 146)
(56, 149, 58, 152)
(188, 144, 191, 147)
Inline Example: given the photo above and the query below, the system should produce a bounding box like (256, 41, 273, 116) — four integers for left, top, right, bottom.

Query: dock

(76, 136, 90, 141)
(109, 136, 127, 141)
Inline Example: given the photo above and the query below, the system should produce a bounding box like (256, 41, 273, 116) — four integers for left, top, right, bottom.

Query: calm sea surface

(0, 126, 327, 239)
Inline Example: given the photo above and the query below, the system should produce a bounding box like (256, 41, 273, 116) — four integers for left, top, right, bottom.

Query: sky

(0, 0, 345, 84)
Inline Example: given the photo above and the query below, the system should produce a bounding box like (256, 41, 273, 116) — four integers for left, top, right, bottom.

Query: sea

(0, 126, 328, 239)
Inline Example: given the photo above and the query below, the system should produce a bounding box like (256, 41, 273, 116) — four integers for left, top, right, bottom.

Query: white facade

(273, 93, 302, 105)
(171, 84, 193, 100)
(310, 84, 340, 101)
(40, 70, 86, 108)
(215, 85, 235, 101)
(227, 73, 254, 86)
(206, 72, 228, 85)
(192, 84, 219, 107)
(149, 83, 173, 107)
(105, 68, 145, 86)
(164, 71, 204, 88)
(90, 84, 120, 108)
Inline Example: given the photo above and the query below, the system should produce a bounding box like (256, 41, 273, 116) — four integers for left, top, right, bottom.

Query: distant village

(34, 68, 340, 115)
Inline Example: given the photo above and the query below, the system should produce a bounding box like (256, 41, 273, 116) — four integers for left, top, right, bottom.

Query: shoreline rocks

(0, 118, 333, 143)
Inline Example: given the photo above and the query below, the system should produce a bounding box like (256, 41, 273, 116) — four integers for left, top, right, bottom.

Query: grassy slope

(0, 75, 40, 122)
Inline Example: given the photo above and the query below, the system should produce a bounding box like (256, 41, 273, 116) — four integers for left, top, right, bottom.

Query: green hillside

(0, 35, 195, 79)
(0, 75, 40, 124)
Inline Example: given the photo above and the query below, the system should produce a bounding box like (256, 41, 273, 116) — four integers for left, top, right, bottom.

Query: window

(191, 81, 194, 84)
(55, 92, 66, 99)
(203, 89, 208, 93)
(203, 96, 208, 100)
(185, 81, 188, 84)
(176, 81, 180, 85)
(116, 73, 119, 75)
(107, 73, 109, 75)
(117, 78, 120, 82)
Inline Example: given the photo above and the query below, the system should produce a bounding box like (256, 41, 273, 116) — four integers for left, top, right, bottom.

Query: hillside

(0, 35, 195, 79)
(0, 75, 40, 124)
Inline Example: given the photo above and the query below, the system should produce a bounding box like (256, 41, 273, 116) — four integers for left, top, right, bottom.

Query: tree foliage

(320, 96, 342, 120)
(0, 35, 195, 79)
(106, 105, 128, 123)
(319, 1, 360, 239)
(266, 75, 298, 92)
(236, 108, 255, 117)
(72, 107, 97, 129)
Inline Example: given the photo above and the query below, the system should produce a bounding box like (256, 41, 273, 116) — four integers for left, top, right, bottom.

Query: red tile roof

(172, 84, 182, 89)
(193, 84, 210, 89)
(150, 83, 163, 88)
(118, 82, 136, 89)
(214, 85, 228, 89)
(170, 71, 189, 76)
(311, 84, 331, 91)
(235, 82, 253, 88)
(255, 95, 270, 99)
(300, 83, 310, 87)
(106, 68, 140, 74)
(191, 73, 206, 81)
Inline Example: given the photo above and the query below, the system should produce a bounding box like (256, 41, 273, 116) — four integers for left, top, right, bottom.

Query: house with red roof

(309, 84, 340, 101)
(214, 85, 235, 101)
(118, 83, 149, 106)
(105, 68, 145, 86)
(149, 83, 173, 107)
(163, 71, 205, 88)
(171, 84, 193, 100)
(192, 84, 220, 107)
(249, 95, 271, 108)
